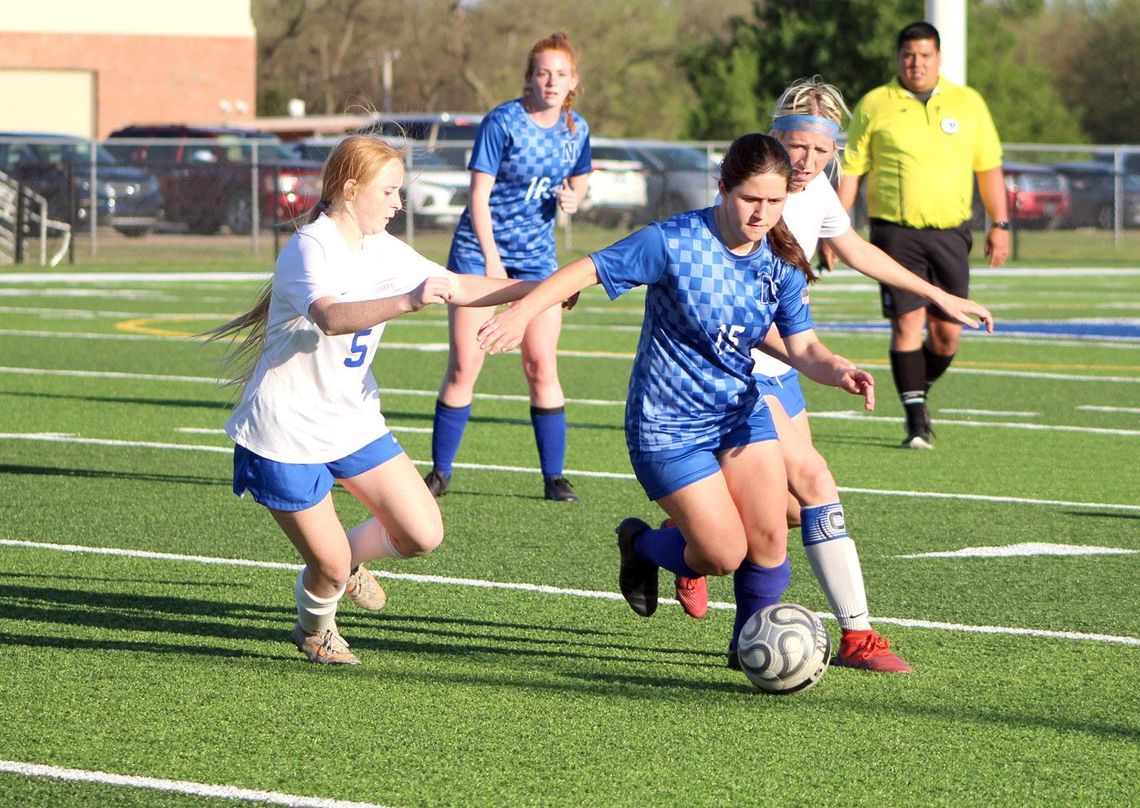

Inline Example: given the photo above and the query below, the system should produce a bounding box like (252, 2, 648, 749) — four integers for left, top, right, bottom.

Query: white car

(405, 148, 470, 229)
(580, 138, 649, 227)
(289, 136, 470, 229)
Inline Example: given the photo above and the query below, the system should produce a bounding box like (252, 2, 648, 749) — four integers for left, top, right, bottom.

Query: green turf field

(0, 261, 1137, 807)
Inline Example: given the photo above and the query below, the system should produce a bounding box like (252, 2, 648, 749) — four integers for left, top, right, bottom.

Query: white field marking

(939, 408, 1040, 417)
(1078, 404, 1140, 414)
(898, 542, 1137, 559)
(0, 272, 271, 283)
(4, 362, 1140, 402)
(0, 761, 387, 808)
(2, 538, 1137, 648)
(174, 425, 435, 435)
(0, 288, 173, 300)
(0, 306, 224, 320)
(810, 410, 1140, 437)
(3, 431, 1138, 513)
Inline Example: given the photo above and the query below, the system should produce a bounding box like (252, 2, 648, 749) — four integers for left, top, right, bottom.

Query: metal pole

(39, 198, 47, 265)
(251, 139, 261, 255)
(926, 0, 967, 84)
(89, 138, 98, 256)
(14, 182, 25, 264)
(403, 143, 414, 246)
(1113, 147, 1123, 250)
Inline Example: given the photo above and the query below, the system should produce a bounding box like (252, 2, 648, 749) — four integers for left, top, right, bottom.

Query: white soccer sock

(294, 569, 345, 634)
(801, 503, 872, 632)
(347, 518, 409, 565)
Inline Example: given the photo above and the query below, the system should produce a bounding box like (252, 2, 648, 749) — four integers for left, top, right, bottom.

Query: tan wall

(0, 69, 96, 138)
(0, 32, 256, 138)
(4, 2, 255, 37)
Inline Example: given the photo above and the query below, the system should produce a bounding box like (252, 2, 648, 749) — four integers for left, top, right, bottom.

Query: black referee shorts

(869, 218, 972, 320)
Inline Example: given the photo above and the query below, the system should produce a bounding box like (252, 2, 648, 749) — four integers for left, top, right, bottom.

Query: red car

(1002, 162, 1071, 229)
(105, 125, 322, 234)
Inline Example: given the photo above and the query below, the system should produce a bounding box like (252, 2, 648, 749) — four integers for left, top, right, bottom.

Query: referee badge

(941, 117, 960, 134)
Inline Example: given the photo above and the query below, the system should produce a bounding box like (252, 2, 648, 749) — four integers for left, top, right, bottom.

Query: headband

(772, 114, 841, 140)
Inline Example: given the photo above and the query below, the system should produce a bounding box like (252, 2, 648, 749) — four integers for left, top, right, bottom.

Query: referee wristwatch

(991, 220, 1011, 230)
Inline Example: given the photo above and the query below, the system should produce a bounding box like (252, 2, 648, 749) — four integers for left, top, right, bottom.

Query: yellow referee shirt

(841, 77, 1003, 229)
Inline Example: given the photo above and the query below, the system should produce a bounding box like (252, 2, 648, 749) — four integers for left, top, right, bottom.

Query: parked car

(0, 132, 163, 237)
(356, 113, 484, 148)
(1055, 161, 1140, 229)
(288, 135, 469, 230)
(579, 139, 649, 228)
(971, 162, 1070, 230)
(403, 149, 470, 229)
(105, 125, 322, 234)
(629, 142, 719, 220)
(574, 140, 716, 225)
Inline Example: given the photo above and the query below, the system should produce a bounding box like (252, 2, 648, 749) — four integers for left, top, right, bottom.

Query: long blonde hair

(202, 134, 404, 385)
(524, 31, 581, 134)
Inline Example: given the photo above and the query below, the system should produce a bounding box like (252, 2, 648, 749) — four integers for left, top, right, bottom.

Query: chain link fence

(1, 134, 1137, 266)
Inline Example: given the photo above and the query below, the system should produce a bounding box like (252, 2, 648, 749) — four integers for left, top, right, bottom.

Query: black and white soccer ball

(737, 603, 831, 694)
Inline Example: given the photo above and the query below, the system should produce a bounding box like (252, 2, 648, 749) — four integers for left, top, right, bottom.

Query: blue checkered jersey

(450, 99, 591, 275)
(591, 208, 814, 452)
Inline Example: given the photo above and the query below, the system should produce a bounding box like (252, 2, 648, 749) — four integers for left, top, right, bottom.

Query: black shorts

(869, 219, 972, 320)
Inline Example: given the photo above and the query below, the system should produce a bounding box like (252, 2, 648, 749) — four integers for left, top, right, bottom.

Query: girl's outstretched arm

(827, 228, 994, 332)
(477, 257, 601, 354)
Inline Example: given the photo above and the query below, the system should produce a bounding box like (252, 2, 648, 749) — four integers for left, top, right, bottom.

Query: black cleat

(423, 469, 451, 497)
(543, 475, 579, 502)
(901, 403, 934, 450)
(615, 517, 658, 617)
(727, 648, 741, 670)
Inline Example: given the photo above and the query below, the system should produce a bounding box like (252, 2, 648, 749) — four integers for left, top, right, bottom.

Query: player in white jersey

(477, 133, 877, 670)
(424, 32, 592, 503)
(674, 78, 995, 673)
(207, 136, 537, 665)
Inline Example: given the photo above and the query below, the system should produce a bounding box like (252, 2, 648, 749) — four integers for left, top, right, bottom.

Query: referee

(838, 21, 1010, 449)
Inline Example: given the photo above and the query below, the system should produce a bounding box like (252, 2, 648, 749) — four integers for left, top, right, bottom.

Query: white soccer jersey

(225, 214, 448, 463)
(751, 173, 851, 379)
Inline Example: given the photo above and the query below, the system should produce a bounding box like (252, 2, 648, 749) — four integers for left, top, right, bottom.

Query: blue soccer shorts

(629, 405, 778, 501)
(232, 432, 403, 512)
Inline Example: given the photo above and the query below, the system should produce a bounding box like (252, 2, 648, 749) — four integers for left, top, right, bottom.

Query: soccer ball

(737, 603, 831, 694)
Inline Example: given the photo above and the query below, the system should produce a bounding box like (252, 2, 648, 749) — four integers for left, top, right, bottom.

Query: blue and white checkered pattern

(449, 99, 591, 276)
(592, 209, 814, 452)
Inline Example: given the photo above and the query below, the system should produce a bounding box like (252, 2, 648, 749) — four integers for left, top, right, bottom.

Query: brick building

(0, 1, 256, 139)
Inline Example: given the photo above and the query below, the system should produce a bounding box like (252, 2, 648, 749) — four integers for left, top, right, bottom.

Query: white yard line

(1, 430, 1138, 511)
(0, 761, 388, 808)
(1, 537, 1137, 647)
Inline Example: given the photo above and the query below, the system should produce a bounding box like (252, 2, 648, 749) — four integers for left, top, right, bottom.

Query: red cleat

(660, 517, 709, 619)
(674, 575, 709, 619)
(835, 629, 913, 673)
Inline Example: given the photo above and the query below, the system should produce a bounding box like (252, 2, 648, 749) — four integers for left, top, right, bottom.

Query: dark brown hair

(719, 133, 813, 279)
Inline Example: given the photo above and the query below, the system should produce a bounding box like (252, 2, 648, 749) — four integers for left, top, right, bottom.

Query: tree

(678, 0, 1087, 144)
(1046, 0, 1140, 143)
(681, 0, 918, 139)
(253, 0, 751, 138)
(965, 1, 1086, 144)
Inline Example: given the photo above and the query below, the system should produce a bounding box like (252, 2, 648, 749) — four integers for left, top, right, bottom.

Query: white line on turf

(1078, 404, 1140, 414)
(0, 760, 388, 808)
(1, 538, 1137, 647)
(3, 353, 1139, 382)
(898, 543, 1137, 558)
(1, 431, 1138, 511)
(938, 408, 1040, 417)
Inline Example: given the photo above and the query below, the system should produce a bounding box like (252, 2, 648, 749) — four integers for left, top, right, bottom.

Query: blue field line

(817, 319, 1140, 340)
